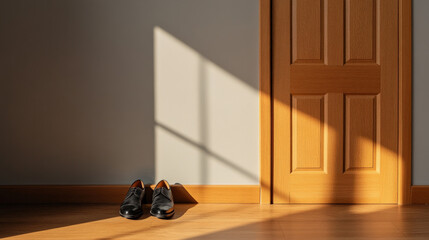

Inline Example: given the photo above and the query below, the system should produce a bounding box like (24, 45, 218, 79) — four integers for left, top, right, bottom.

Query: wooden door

(272, 0, 398, 203)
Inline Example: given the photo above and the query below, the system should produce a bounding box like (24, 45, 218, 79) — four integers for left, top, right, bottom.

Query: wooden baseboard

(0, 185, 260, 204)
(411, 186, 429, 204)
(4, 185, 428, 204)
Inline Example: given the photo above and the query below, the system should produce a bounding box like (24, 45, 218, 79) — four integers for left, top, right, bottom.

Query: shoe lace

(125, 187, 141, 200)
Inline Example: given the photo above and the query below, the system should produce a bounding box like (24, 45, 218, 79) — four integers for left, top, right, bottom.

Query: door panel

(345, 0, 377, 63)
(272, 0, 398, 203)
(292, 0, 324, 63)
(345, 95, 378, 171)
(291, 95, 326, 172)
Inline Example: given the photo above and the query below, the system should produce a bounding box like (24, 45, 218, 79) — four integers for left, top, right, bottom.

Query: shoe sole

(119, 210, 143, 220)
(150, 210, 175, 219)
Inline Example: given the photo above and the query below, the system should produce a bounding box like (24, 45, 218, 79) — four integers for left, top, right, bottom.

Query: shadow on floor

(182, 205, 428, 240)
(0, 203, 197, 239)
(0, 204, 118, 239)
(2, 204, 429, 239)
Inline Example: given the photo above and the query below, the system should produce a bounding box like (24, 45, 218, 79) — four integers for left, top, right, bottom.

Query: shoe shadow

(143, 183, 197, 220)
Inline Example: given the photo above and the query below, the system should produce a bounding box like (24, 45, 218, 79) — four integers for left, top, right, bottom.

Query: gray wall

(0, 0, 259, 185)
(413, 0, 429, 185)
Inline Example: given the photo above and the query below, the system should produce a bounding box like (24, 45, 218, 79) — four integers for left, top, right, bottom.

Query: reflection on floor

(1, 204, 429, 239)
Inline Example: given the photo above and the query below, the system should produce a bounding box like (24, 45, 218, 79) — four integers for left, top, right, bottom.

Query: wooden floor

(1, 204, 429, 239)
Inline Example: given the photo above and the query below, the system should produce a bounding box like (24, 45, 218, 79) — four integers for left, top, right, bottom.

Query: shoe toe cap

(151, 205, 174, 215)
(120, 205, 142, 216)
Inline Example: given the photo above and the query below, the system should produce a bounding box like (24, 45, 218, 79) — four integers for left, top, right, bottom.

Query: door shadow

(183, 204, 423, 239)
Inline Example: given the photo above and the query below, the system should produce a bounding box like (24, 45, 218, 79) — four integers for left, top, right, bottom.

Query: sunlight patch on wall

(154, 26, 258, 185)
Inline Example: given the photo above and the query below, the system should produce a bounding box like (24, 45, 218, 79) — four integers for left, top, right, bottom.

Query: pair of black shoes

(119, 179, 175, 219)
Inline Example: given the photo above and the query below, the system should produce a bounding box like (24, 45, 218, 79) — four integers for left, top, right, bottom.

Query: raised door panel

(345, 95, 379, 172)
(292, 0, 324, 63)
(345, 0, 378, 63)
(292, 95, 326, 172)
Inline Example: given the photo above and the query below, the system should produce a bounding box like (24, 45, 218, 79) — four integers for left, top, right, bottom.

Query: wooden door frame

(259, 0, 413, 204)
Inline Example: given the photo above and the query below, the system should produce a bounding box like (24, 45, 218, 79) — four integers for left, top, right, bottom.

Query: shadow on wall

(153, 25, 259, 185)
(0, 0, 259, 185)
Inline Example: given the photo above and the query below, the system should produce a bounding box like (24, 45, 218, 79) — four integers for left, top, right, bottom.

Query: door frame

(259, 0, 412, 204)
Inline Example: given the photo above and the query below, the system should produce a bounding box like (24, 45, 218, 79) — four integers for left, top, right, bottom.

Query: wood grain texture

(378, 0, 398, 204)
(345, 95, 378, 171)
(272, 0, 398, 203)
(411, 186, 429, 204)
(2, 204, 429, 239)
(324, 0, 344, 65)
(259, 0, 272, 205)
(398, 0, 412, 205)
(290, 65, 380, 93)
(0, 185, 260, 204)
(272, 0, 291, 204)
(263, 0, 408, 204)
(345, 0, 377, 63)
(292, 95, 325, 172)
(292, 0, 324, 63)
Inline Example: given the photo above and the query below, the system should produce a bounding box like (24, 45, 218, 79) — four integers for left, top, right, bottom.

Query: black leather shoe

(119, 180, 145, 219)
(150, 180, 175, 219)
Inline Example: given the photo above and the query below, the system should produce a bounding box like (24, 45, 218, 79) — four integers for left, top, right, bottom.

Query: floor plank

(1, 204, 429, 239)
